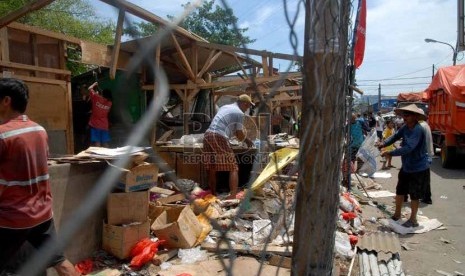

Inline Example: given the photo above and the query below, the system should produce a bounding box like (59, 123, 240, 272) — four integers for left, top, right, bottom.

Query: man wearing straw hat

(377, 104, 430, 228)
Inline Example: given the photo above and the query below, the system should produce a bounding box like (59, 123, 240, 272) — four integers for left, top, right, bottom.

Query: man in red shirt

(0, 78, 78, 275)
(84, 82, 112, 147)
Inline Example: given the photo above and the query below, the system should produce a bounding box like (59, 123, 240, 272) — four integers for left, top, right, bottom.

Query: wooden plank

(201, 242, 292, 257)
(11, 74, 67, 85)
(98, 0, 205, 42)
(110, 9, 125, 80)
(152, 249, 178, 266)
(197, 50, 222, 78)
(268, 254, 292, 269)
(171, 34, 195, 81)
(198, 72, 302, 89)
(0, 27, 10, 61)
(0, 0, 56, 28)
(0, 61, 71, 75)
(7, 22, 81, 44)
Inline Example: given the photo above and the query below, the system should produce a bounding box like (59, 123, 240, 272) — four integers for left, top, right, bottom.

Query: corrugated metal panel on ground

(357, 232, 402, 256)
(357, 232, 404, 275)
(358, 250, 405, 276)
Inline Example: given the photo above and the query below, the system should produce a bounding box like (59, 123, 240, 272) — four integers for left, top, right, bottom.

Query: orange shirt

(0, 115, 53, 229)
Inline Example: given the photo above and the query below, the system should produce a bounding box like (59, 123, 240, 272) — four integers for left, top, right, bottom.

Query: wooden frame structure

(0, 0, 303, 153)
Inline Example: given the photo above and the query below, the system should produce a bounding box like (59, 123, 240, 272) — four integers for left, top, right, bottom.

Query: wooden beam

(196, 41, 303, 62)
(195, 72, 302, 89)
(6, 22, 81, 45)
(0, 0, 56, 28)
(65, 81, 74, 154)
(171, 34, 195, 81)
(269, 95, 302, 102)
(174, 89, 185, 100)
(262, 56, 269, 77)
(183, 89, 189, 135)
(191, 42, 198, 78)
(98, 0, 205, 42)
(197, 50, 222, 78)
(269, 57, 274, 76)
(0, 61, 71, 75)
(0, 27, 10, 61)
(234, 55, 248, 79)
(213, 85, 301, 96)
(110, 9, 125, 80)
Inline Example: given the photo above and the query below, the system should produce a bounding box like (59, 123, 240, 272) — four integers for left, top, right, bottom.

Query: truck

(396, 91, 429, 115)
(425, 65, 465, 168)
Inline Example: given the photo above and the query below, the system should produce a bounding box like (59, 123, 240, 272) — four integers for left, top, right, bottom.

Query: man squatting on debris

(203, 94, 255, 199)
(0, 78, 79, 275)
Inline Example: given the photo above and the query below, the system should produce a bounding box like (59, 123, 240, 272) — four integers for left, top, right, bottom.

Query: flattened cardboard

(102, 220, 150, 259)
(151, 206, 202, 249)
(107, 191, 149, 225)
(116, 162, 158, 192)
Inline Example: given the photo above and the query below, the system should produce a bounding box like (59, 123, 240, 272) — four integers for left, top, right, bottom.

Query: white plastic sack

(356, 130, 380, 175)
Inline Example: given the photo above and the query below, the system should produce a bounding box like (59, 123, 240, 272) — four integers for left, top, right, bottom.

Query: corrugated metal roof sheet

(358, 250, 405, 276)
(357, 232, 402, 256)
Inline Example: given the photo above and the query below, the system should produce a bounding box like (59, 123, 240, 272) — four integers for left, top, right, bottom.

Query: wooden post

(110, 8, 125, 80)
(183, 89, 189, 135)
(150, 44, 161, 149)
(292, 1, 350, 275)
(0, 27, 10, 62)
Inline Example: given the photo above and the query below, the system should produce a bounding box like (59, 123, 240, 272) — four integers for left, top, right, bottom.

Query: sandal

(402, 220, 419, 228)
(388, 165, 395, 168)
(390, 215, 400, 221)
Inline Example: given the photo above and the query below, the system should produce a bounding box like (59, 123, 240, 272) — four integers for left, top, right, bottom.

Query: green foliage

(124, 21, 158, 38)
(0, 0, 116, 76)
(169, 0, 255, 47)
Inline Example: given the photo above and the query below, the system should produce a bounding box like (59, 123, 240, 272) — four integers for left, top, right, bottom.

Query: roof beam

(0, 0, 56, 28)
(110, 9, 125, 80)
(98, 0, 204, 42)
(196, 41, 303, 62)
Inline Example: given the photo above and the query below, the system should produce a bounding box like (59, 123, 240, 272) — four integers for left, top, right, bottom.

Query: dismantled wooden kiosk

(0, 0, 302, 154)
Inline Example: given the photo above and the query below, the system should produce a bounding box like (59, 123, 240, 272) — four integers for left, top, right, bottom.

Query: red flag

(354, 0, 366, 68)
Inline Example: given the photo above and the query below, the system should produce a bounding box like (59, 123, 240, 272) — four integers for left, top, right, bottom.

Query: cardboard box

(151, 206, 202, 249)
(107, 191, 149, 225)
(102, 220, 150, 259)
(116, 162, 158, 192)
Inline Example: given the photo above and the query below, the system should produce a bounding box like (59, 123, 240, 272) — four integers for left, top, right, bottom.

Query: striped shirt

(0, 115, 53, 229)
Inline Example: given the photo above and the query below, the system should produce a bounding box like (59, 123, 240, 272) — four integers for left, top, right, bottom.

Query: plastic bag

(356, 130, 380, 175)
(178, 247, 208, 264)
(75, 259, 93, 275)
(130, 238, 164, 269)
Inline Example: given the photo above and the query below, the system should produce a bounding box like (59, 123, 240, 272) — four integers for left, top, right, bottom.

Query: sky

(92, 0, 462, 96)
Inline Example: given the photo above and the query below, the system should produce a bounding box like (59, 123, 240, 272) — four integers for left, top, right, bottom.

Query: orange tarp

(425, 65, 465, 101)
(397, 91, 427, 102)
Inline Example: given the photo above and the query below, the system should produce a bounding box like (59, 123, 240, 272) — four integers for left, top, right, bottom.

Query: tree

(169, 0, 255, 47)
(0, 0, 115, 75)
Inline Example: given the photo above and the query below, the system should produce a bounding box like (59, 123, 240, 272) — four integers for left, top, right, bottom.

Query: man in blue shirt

(377, 104, 429, 228)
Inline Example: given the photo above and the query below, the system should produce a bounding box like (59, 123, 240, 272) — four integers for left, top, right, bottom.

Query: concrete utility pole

(292, 1, 350, 275)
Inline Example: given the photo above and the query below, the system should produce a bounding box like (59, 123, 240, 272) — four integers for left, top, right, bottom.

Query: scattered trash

(160, 262, 172, 270)
(178, 247, 208, 264)
(334, 231, 354, 259)
(452, 259, 462, 264)
(440, 195, 448, 199)
(454, 271, 464, 276)
(401, 243, 412, 251)
(252, 219, 272, 245)
(440, 237, 452, 244)
(75, 258, 94, 275)
(435, 270, 453, 276)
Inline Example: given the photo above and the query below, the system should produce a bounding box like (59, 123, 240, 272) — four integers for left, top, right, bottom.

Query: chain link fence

(14, 0, 357, 274)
